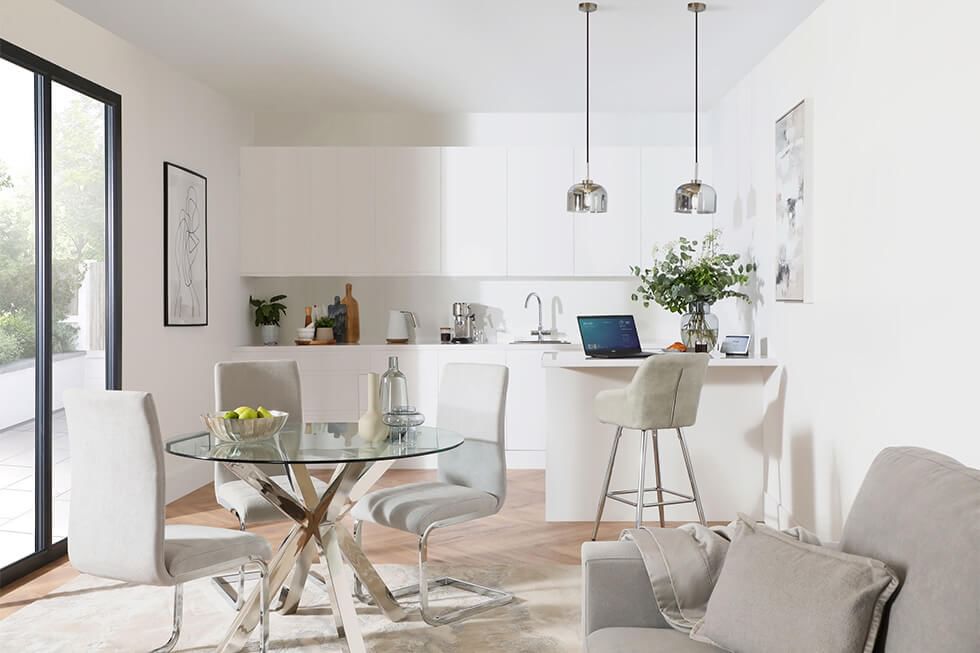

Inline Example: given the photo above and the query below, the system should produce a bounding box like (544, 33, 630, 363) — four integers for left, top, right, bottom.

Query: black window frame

(0, 39, 122, 587)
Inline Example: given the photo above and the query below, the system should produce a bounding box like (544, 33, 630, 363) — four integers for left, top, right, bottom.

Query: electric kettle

(386, 310, 418, 344)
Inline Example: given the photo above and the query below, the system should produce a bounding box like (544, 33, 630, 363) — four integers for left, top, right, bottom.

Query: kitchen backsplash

(244, 276, 682, 345)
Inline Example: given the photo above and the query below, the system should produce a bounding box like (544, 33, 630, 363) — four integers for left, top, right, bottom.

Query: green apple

(221, 410, 238, 420)
(257, 406, 273, 419)
(235, 406, 258, 420)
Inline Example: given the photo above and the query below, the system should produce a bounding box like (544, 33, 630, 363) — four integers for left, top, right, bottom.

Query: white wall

(711, 0, 980, 538)
(1, 0, 255, 501)
(253, 111, 704, 148)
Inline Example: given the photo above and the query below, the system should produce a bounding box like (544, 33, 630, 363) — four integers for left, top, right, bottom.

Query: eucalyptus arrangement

(631, 230, 755, 350)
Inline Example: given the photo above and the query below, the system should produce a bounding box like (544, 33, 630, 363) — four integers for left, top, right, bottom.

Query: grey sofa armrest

(581, 541, 668, 637)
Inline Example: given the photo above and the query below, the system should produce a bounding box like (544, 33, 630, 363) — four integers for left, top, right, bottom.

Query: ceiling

(56, 0, 824, 114)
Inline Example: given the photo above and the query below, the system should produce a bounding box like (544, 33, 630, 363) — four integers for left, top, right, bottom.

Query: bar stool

(591, 353, 710, 540)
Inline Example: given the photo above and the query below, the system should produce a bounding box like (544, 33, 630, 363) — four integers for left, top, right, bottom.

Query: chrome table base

(213, 459, 405, 653)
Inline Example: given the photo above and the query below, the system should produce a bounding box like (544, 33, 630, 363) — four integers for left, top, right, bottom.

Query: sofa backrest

(839, 447, 980, 653)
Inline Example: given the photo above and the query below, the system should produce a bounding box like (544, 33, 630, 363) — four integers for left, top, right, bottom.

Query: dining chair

(351, 362, 512, 625)
(64, 389, 272, 653)
(213, 360, 329, 608)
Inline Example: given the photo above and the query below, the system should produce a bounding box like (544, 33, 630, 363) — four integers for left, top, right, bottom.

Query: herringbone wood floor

(0, 469, 689, 620)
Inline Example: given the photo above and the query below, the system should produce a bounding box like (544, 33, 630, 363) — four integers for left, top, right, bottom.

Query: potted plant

(250, 295, 288, 345)
(631, 229, 755, 351)
(314, 316, 335, 342)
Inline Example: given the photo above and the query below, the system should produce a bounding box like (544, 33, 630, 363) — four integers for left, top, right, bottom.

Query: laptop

(577, 315, 658, 359)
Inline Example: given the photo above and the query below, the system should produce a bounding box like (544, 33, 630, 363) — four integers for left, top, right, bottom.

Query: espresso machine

(451, 302, 476, 343)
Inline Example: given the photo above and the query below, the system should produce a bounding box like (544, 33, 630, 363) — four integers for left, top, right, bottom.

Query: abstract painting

(164, 162, 208, 326)
(775, 100, 807, 302)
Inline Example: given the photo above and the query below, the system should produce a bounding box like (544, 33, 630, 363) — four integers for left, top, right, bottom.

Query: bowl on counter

(202, 410, 289, 443)
(297, 326, 315, 340)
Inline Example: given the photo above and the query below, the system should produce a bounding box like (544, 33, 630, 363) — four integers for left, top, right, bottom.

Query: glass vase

(680, 301, 719, 352)
(379, 356, 409, 415)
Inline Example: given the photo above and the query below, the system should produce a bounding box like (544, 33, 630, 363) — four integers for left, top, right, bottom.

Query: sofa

(581, 447, 980, 652)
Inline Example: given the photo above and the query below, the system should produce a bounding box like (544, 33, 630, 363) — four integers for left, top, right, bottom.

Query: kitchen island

(542, 351, 779, 523)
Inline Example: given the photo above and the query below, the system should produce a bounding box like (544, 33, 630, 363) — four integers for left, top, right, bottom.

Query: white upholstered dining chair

(64, 389, 271, 653)
(212, 360, 329, 607)
(352, 362, 512, 625)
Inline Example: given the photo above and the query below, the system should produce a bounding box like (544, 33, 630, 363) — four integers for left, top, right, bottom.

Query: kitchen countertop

(541, 351, 779, 368)
(236, 342, 580, 351)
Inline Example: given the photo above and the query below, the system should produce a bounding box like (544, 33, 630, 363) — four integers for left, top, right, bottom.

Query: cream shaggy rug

(0, 564, 581, 652)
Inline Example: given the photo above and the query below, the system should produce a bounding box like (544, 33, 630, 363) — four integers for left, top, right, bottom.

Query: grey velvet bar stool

(591, 352, 710, 540)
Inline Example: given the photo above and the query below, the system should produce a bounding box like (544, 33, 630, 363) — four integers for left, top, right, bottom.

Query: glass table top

(165, 422, 464, 465)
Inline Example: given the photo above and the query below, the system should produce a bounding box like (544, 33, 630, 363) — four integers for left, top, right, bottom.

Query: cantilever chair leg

(352, 519, 513, 625)
(150, 584, 183, 653)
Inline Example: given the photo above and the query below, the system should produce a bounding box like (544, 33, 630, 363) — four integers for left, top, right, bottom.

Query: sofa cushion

(586, 627, 716, 653)
(840, 447, 980, 653)
(690, 516, 898, 653)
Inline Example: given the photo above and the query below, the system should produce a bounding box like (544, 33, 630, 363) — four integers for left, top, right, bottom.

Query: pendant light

(674, 2, 717, 214)
(567, 2, 608, 213)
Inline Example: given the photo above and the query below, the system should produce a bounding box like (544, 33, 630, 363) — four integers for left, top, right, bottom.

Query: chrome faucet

(524, 292, 552, 340)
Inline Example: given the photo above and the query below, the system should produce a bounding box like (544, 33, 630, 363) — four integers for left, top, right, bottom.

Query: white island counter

(543, 351, 779, 523)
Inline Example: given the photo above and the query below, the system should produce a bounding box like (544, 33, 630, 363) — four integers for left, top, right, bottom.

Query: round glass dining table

(166, 421, 464, 465)
(164, 422, 464, 653)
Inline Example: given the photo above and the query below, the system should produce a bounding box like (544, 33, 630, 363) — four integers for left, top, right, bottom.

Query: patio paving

(0, 410, 71, 568)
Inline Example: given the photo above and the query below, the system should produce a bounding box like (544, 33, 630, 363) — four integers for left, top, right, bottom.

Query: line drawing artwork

(165, 162, 207, 326)
(173, 185, 201, 319)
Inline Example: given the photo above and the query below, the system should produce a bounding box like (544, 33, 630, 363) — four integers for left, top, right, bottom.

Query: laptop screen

(577, 315, 642, 355)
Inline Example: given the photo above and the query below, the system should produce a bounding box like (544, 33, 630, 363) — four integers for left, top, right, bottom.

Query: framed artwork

(164, 162, 208, 326)
(774, 100, 807, 302)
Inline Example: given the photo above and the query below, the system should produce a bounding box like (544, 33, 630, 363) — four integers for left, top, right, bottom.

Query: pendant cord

(585, 8, 591, 180)
(694, 7, 699, 177)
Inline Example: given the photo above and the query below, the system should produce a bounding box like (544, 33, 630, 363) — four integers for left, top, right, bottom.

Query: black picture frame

(163, 161, 208, 326)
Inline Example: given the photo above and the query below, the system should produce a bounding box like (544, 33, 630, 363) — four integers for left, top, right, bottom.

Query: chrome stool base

(591, 426, 706, 540)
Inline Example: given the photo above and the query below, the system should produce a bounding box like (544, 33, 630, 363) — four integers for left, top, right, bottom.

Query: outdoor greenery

(250, 295, 288, 327)
(631, 229, 756, 314)
(0, 95, 105, 367)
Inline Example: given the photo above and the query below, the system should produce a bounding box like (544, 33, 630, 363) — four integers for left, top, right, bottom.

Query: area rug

(0, 563, 581, 652)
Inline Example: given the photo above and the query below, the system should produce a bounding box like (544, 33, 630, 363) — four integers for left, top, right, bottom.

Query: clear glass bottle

(379, 356, 409, 415)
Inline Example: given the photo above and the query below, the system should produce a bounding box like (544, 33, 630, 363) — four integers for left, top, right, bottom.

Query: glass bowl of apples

(202, 406, 289, 443)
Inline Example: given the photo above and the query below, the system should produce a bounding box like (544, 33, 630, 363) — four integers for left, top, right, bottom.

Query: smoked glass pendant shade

(674, 179, 717, 214)
(567, 179, 608, 213)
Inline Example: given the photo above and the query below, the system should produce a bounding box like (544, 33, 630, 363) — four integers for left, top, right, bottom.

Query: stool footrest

(606, 486, 695, 509)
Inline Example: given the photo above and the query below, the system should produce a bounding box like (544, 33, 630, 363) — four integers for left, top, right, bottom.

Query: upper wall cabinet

(240, 148, 312, 275)
(507, 147, 575, 276)
(572, 147, 642, 276)
(441, 147, 508, 276)
(308, 147, 376, 275)
(375, 147, 442, 275)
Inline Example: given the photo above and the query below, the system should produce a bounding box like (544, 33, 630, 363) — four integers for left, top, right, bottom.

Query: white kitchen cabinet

(308, 147, 376, 275)
(441, 147, 507, 276)
(504, 350, 548, 452)
(641, 146, 715, 264)
(240, 148, 312, 275)
(375, 147, 442, 275)
(573, 147, 642, 276)
(506, 147, 575, 276)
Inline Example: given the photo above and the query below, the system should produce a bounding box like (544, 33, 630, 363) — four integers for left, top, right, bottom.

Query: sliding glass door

(0, 40, 121, 587)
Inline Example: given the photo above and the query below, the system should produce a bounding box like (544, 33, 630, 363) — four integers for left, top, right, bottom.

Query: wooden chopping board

(340, 283, 360, 344)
